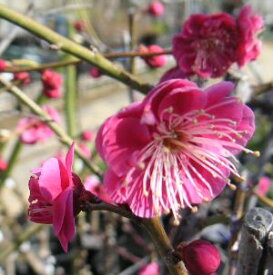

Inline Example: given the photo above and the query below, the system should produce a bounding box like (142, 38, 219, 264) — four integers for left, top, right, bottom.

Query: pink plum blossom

(139, 262, 159, 275)
(84, 175, 113, 203)
(172, 5, 263, 78)
(147, 1, 165, 17)
(42, 69, 63, 99)
(28, 144, 95, 251)
(17, 106, 60, 145)
(236, 5, 264, 67)
(96, 80, 255, 221)
(176, 240, 221, 275)
(139, 45, 167, 68)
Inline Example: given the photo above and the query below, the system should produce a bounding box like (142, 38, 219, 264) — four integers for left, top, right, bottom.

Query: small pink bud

(14, 72, 31, 85)
(176, 240, 221, 275)
(74, 19, 85, 32)
(257, 176, 271, 196)
(81, 129, 94, 142)
(139, 44, 167, 68)
(0, 157, 8, 172)
(0, 59, 7, 71)
(147, 1, 165, 17)
(41, 70, 62, 99)
(79, 142, 92, 158)
(139, 262, 159, 275)
(89, 67, 102, 78)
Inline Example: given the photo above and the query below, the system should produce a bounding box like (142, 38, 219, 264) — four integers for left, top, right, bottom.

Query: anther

(191, 206, 198, 213)
(228, 183, 237, 191)
(253, 151, 260, 157)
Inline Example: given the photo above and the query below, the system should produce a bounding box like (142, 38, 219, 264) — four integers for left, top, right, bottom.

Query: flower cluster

(96, 79, 255, 221)
(41, 69, 63, 99)
(172, 5, 263, 78)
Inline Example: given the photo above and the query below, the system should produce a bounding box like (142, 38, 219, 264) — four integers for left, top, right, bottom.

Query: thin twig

(0, 4, 151, 94)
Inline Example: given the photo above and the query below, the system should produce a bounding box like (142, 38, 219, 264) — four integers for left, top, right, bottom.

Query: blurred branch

(5, 50, 173, 73)
(0, 4, 151, 94)
(0, 77, 102, 177)
(252, 190, 273, 208)
(40, 3, 93, 15)
(0, 2, 34, 55)
(0, 224, 43, 261)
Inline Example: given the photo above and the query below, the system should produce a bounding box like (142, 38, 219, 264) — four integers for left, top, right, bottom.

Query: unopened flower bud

(176, 240, 221, 275)
(0, 157, 8, 172)
(74, 19, 85, 32)
(89, 67, 102, 78)
(14, 72, 31, 85)
(81, 129, 94, 142)
(147, 1, 164, 17)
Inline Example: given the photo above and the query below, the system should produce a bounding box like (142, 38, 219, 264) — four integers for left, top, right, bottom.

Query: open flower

(42, 70, 63, 99)
(172, 5, 263, 78)
(28, 144, 95, 251)
(17, 106, 60, 144)
(96, 80, 255, 221)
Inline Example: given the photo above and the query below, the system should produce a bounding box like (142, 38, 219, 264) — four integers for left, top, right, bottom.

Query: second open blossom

(96, 80, 255, 221)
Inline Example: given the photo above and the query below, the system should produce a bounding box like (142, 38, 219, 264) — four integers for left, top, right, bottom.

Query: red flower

(172, 5, 263, 78)
(177, 240, 221, 275)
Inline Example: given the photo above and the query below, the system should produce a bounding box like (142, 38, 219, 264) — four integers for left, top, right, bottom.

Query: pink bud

(79, 142, 92, 158)
(0, 59, 7, 71)
(89, 67, 102, 78)
(148, 1, 165, 17)
(81, 129, 93, 142)
(176, 240, 221, 275)
(74, 20, 85, 32)
(0, 157, 8, 172)
(257, 176, 271, 196)
(41, 70, 62, 99)
(139, 262, 159, 275)
(14, 72, 31, 85)
(139, 45, 167, 68)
